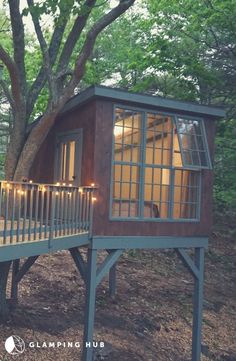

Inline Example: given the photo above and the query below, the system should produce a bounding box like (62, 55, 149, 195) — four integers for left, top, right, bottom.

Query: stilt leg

(192, 248, 204, 361)
(82, 248, 97, 361)
(11, 259, 20, 303)
(109, 264, 116, 297)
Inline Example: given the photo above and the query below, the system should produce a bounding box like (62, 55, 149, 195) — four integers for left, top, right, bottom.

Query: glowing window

(111, 108, 209, 220)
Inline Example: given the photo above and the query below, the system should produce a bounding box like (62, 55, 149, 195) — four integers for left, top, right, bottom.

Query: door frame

(54, 129, 83, 186)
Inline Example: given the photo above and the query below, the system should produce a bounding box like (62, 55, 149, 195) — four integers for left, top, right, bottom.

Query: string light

(62, 183, 66, 186)
(55, 191, 59, 196)
(56, 182, 60, 186)
(29, 180, 33, 184)
(92, 197, 97, 202)
(6, 183, 10, 188)
(91, 183, 95, 187)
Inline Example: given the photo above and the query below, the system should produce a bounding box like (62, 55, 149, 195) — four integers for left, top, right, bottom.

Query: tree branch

(66, 0, 136, 94)
(8, 0, 26, 94)
(0, 79, 14, 108)
(26, 14, 69, 118)
(56, 0, 97, 74)
(27, 0, 56, 99)
(0, 45, 22, 110)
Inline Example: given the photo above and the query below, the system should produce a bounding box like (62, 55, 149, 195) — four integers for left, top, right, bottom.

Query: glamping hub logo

(5, 335, 25, 355)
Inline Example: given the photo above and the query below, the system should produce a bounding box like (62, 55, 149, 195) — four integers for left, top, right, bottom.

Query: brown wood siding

(30, 101, 96, 186)
(92, 100, 216, 237)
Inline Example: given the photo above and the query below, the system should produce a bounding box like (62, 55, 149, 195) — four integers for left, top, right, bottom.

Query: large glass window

(111, 107, 211, 220)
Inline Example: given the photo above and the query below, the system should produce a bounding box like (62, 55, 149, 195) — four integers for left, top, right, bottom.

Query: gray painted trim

(61, 86, 225, 119)
(0, 233, 89, 262)
(91, 236, 208, 249)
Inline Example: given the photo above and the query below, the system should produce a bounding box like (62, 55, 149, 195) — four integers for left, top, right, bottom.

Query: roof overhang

(61, 85, 225, 119)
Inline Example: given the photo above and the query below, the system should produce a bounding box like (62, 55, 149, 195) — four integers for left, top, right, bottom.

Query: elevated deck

(0, 181, 95, 262)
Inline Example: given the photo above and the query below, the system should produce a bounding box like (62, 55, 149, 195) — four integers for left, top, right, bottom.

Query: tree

(0, 0, 136, 320)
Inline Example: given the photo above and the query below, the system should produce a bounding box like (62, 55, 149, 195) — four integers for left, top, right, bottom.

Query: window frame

(110, 104, 206, 222)
(175, 115, 212, 170)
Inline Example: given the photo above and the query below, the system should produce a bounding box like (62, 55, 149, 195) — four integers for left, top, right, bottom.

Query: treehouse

(0, 86, 225, 361)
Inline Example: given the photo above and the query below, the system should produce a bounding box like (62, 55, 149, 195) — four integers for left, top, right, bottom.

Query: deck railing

(0, 181, 96, 246)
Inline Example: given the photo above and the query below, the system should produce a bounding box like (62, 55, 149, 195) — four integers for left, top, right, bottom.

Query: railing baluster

(28, 186, 34, 241)
(10, 187, 16, 244)
(22, 187, 27, 243)
(39, 188, 45, 239)
(16, 186, 22, 243)
(75, 189, 80, 233)
(34, 185, 39, 240)
(55, 190, 59, 237)
(3, 186, 9, 244)
(60, 189, 64, 236)
(72, 188, 76, 234)
(49, 187, 56, 244)
(45, 187, 50, 238)
(67, 190, 72, 235)
(63, 189, 67, 236)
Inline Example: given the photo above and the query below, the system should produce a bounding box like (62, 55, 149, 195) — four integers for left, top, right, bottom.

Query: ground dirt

(0, 231, 235, 361)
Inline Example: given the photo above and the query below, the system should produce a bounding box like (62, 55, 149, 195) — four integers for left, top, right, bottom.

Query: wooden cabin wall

(92, 99, 217, 238)
(29, 101, 96, 186)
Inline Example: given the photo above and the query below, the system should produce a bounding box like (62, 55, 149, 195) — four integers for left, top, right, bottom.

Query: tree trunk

(0, 261, 12, 322)
(5, 110, 26, 180)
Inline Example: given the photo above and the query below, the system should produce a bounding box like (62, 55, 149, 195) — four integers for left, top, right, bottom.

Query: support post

(82, 248, 97, 361)
(0, 261, 12, 320)
(70, 247, 87, 282)
(109, 264, 116, 297)
(192, 247, 204, 361)
(11, 259, 20, 302)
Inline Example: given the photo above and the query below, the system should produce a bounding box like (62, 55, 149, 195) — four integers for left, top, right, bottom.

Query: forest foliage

(0, 0, 235, 212)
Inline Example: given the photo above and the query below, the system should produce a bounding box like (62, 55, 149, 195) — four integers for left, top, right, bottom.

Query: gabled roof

(61, 85, 225, 118)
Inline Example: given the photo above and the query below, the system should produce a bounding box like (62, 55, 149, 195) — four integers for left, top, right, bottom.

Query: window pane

(68, 141, 75, 181)
(146, 114, 172, 166)
(176, 117, 211, 168)
(173, 169, 200, 219)
(112, 108, 141, 218)
(144, 167, 170, 219)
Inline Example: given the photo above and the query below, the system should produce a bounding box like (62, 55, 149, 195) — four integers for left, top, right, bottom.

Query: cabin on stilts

(0, 86, 225, 361)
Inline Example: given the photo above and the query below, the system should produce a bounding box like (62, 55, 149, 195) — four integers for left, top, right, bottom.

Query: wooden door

(55, 130, 83, 186)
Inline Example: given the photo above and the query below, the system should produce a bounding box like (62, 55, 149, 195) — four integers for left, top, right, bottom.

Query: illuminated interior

(59, 140, 76, 183)
(111, 108, 210, 219)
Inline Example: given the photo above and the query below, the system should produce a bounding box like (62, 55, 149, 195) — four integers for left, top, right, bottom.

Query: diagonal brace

(14, 256, 39, 284)
(176, 248, 200, 279)
(96, 249, 123, 287)
(69, 247, 87, 282)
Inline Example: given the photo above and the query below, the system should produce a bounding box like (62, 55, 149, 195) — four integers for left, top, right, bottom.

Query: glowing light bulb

(91, 183, 95, 187)
(92, 197, 97, 202)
